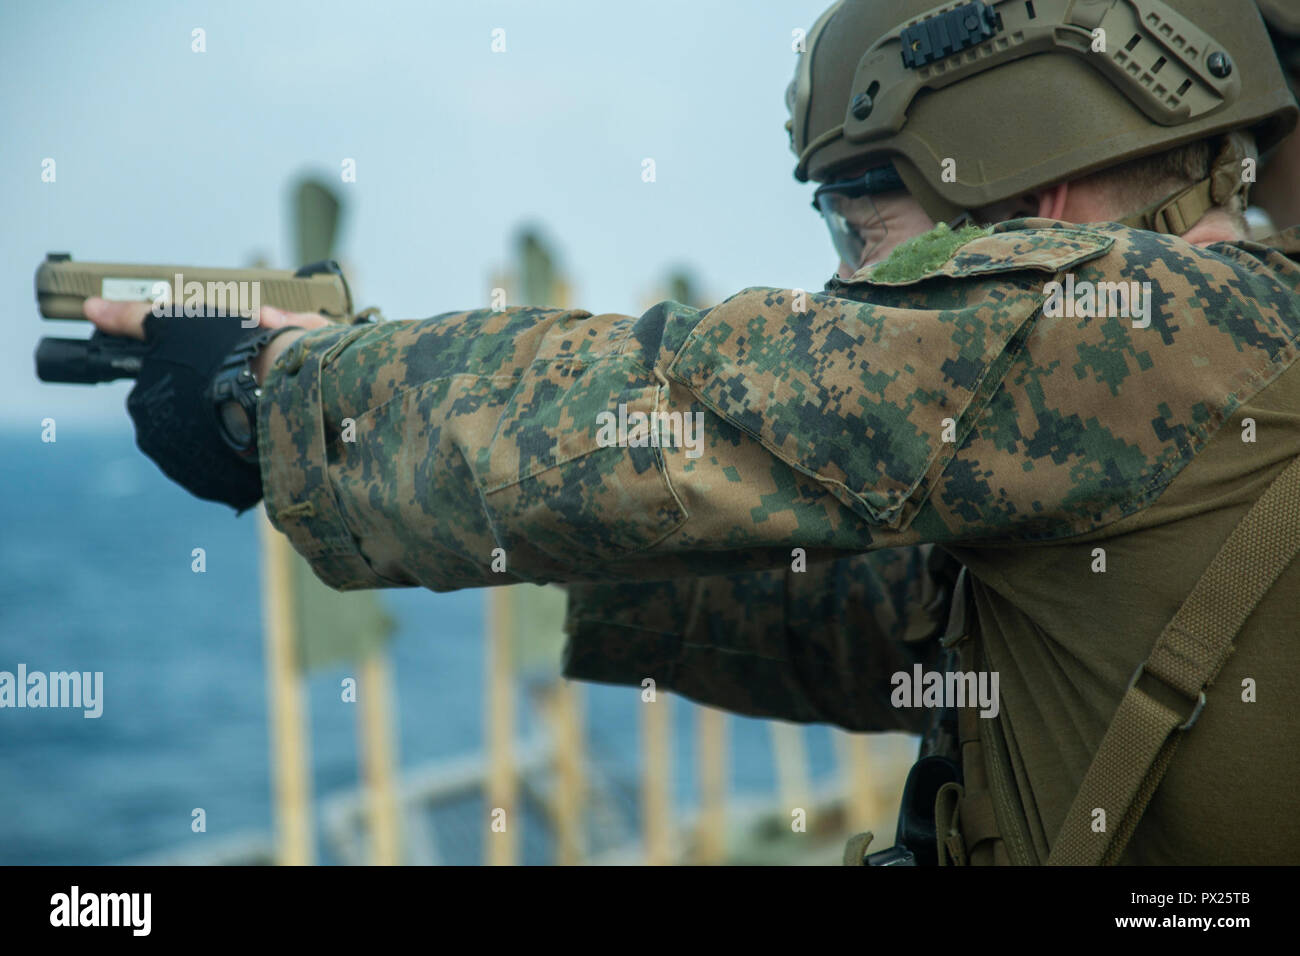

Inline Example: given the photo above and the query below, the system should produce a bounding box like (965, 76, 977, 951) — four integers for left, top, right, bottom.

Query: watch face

(218, 399, 254, 450)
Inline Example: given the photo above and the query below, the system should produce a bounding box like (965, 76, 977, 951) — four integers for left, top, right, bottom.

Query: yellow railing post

(546, 680, 586, 865)
(695, 706, 728, 864)
(259, 507, 314, 865)
(486, 589, 518, 865)
(357, 650, 401, 864)
(835, 730, 880, 834)
(642, 691, 673, 865)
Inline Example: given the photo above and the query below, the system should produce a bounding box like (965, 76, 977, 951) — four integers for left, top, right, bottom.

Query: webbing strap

(1117, 178, 1215, 235)
(1048, 453, 1300, 865)
(1117, 132, 1257, 236)
(842, 830, 874, 867)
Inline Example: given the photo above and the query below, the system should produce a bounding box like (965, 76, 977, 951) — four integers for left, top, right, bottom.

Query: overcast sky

(2, 0, 835, 426)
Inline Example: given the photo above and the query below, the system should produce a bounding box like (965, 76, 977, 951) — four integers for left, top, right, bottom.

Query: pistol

(34, 253, 354, 383)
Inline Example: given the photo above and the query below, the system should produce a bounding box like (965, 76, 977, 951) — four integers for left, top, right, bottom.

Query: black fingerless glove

(127, 309, 267, 511)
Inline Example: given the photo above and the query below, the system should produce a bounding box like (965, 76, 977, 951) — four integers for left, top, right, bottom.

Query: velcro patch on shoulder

(860, 224, 1114, 286)
(866, 223, 991, 283)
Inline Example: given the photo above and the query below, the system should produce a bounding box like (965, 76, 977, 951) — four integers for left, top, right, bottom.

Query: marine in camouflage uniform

(75, 0, 1293, 865)
(258, 207, 1300, 863)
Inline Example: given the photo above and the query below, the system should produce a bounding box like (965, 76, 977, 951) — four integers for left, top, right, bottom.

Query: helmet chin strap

(1117, 132, 1257, 235)
(1117, 178, 1217, 235)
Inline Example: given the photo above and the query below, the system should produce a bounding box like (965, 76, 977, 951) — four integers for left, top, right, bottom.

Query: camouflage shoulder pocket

(666, 229, 1113, 531)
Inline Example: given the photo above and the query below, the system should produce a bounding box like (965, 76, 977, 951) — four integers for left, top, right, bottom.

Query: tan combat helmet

(1258, 0, 1300, 95)
(1258, 0, 1300, 38)
(786, 0, 1299, 232)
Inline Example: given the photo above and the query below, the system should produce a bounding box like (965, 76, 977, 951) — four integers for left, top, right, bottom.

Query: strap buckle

(1126, 663, 1206, 731)
(939, 566, 971, 649)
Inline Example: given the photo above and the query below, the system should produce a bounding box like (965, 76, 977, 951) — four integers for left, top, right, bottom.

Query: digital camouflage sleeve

(256, 218, 1300, 724)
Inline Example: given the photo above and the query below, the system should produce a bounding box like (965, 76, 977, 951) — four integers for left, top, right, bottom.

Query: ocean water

(0, 426, 852, 864)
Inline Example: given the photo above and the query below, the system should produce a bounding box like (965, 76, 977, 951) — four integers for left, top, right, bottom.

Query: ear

(1036, 183, 1070, 220)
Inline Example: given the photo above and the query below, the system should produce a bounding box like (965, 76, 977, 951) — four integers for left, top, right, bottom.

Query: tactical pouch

(844, 564, 1032, 867)
(857, 565, 1033, 866)
(934, 780, 965, 866)
(860, 754, 962, 866)
(937, 568, 1034, 865)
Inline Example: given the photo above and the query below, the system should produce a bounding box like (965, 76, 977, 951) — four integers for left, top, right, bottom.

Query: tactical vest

(840, 224, 1300, 866)
(924, 450, 1299, 865)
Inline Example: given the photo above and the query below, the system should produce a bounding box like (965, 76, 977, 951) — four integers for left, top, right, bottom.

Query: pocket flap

(666, 284, 1045, 530)
(852, 225, 1114, 286)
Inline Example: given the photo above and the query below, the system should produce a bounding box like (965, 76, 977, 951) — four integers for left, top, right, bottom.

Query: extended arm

(257, 274, 1040, 592)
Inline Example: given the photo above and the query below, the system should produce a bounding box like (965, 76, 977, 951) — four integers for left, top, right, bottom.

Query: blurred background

(0, 0, 922, 865)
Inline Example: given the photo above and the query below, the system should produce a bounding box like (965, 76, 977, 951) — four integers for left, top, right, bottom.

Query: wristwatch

(207, 327, 298, 463)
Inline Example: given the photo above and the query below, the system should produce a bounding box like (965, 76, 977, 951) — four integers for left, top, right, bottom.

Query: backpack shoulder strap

(1048, 453, 1300, 865)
